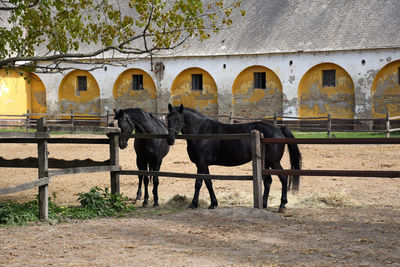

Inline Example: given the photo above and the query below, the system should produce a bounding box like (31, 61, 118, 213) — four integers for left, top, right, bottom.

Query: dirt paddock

(0, 136, 399, 266)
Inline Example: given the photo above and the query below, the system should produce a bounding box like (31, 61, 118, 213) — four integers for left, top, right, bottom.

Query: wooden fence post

(327, 113, 332, 138)
(37, 117, 49, 220)
(70, 109, 74, 133)
(386, 112, 390, 138)
(26, 109, 30, 131)
(109, 121, 120, 194)
(106, 110, 110, 126)
(251, 130, 263, 209)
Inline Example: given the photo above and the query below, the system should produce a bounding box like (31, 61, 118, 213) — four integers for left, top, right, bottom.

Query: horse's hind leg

(137, 160, 149, 207)
(270, 162, 288, 212)
(263, 174, 272, 209)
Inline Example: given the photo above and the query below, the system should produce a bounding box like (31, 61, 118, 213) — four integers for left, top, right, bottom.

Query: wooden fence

(2, 110, 400, 137)
(1, 121, 400, 221)
(261, 137, 400, 178)
(0, 109, 114, 131)
(0, 118, 121, 220)
(0, 121, 263, 220)
(386, 113, 400, 137)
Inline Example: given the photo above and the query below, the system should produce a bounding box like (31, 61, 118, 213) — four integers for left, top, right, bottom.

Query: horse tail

(280, 126, 302, 192)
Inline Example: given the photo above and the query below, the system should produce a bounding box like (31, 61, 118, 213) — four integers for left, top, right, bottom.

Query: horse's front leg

(202, 167, 218, 209)
(150, 160, 161, 207)
(189, 178, 203, 209)
(142, 176, 150, 207)
(137, 160, 149, 207)
(189, 165, 218, 209)
(136, 176, 143, 200)
(152, 176, 159, 207)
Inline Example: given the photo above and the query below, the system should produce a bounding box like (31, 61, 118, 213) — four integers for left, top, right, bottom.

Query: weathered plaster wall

(58, 70, 100, 117)
(29, 73, 47, 118)
(113, 68, 157, 113)
(232, 65, 282, 118)
(34, 48, 400, 120)
(170, 67, 218, 116)
(298, 63, 355, 118)
(371, 60, 400, 118)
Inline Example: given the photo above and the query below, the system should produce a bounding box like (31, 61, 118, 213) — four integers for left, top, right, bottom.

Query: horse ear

(168, 103, 172, 112)
(114, 109, 122, 118)
(178, 104, 184, 114)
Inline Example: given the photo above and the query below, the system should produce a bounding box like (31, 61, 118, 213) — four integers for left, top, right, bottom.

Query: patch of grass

(0, 187, 135, 226)
(293, 131, 400, 138)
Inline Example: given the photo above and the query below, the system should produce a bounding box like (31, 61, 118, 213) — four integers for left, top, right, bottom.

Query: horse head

(114, 109, 135, 149)
(166, 103, 184, 145)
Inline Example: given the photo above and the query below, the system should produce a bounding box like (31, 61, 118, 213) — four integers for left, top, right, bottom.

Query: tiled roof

(170, 0, 400, 56)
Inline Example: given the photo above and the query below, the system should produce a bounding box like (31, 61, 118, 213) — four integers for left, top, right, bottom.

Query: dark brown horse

(114, 108, 170, 207)
(166, 104, 302, 212)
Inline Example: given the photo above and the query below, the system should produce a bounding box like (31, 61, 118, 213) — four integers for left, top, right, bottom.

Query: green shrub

(0, 187, 135, 226)
(0, 200, 39, 225)
(77, 186, 133, 217)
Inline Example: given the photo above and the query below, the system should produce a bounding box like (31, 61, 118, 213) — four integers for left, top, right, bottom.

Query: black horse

(114, 108, 170, 207)
(166, 104, 302, 212)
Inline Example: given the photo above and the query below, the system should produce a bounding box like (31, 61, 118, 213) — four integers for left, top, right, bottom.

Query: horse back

(187, 120, 284, 166)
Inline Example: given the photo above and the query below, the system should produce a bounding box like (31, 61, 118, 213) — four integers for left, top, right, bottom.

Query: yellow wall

(28, 73, 47, 118)
(58, 70, 100, 118)
(171, 67, 218, 116)
(0, 70, 46, 118)
(371, 60, 400, 118)
(0, 70, 29, 116)
(113, 68, 157, 112)
(298, 63, 355, 118)
(232, 65, 282, 118)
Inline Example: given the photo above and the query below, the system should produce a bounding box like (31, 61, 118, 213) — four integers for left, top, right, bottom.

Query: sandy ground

(0, 136, 399, 266)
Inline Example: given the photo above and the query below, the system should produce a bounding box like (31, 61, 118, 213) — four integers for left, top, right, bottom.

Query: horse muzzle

(167, 132, 176, 145)
(119, 139, 128, 149)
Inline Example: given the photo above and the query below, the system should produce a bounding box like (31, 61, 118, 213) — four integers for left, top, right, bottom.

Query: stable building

(1, 0, 400, 125)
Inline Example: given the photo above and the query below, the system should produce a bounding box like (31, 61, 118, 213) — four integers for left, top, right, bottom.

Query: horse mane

(182, 107, 216, 121)
(123, 108, 166, 128)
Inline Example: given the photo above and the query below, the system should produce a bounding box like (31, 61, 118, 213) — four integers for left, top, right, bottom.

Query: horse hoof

(142, 202, 148, 207)
(188, 203, 197, 209)
(278, 207, 286, 213)
(153, 203, 159, 208)
(208, 205, 215, 209)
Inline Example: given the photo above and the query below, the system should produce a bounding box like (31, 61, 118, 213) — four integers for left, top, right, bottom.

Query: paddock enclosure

(1, 128, 400, 265)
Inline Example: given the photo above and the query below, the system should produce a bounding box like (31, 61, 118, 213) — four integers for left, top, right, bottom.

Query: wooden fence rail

(261, 137, 400, 178)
